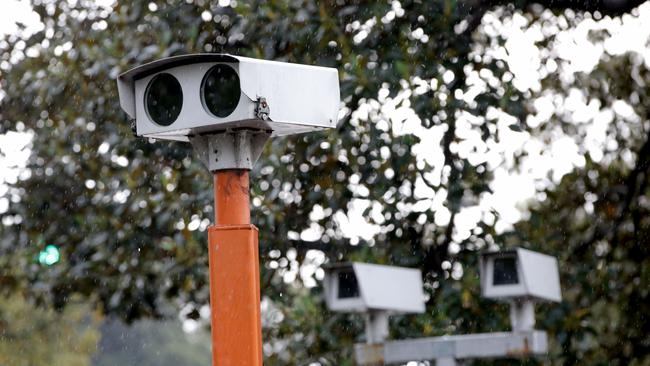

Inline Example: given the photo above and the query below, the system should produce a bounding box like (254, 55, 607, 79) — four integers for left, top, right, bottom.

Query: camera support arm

(190, 128, 271, 171)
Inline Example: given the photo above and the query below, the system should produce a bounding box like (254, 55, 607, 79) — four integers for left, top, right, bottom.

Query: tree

(1, 0, 648, 364)
(510, 159, 650, 365)
(507, 45, 650, 365)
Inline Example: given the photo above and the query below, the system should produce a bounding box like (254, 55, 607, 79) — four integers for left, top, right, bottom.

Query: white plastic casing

(480, 248, 562, 302)
(323, 262, 426, 314)
(117, 54, 340, 141)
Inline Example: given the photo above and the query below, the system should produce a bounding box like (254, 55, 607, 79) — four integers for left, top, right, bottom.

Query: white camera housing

(480, 248, 562, 303)
(117, 54, 340, 142)
(323, 262, 426, 314)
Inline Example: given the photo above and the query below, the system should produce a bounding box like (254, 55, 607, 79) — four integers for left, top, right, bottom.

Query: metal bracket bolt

(255, 97, 270, 121)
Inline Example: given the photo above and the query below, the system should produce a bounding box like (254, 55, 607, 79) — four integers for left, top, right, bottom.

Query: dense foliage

(0, 0, 648, 364)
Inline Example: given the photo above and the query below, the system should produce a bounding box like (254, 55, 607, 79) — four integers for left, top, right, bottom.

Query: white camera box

(323, 262, 426, 314)
(480, 248, 562, 302)
(117, 54, 340, 141)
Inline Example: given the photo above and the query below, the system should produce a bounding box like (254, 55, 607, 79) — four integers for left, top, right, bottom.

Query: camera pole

(208, 169, 262, 366)
(192, 130, 270, 366)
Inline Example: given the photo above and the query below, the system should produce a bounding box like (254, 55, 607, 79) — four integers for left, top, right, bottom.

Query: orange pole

(208, 169, 263, 366)
(214, 170, 251, 225)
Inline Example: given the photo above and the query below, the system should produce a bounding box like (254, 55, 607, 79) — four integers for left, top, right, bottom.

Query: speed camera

(480, 248, 562, 303)
(323, 262, 425, 314)
(323, 262, 425, 344)
(117, 53, 340, 141)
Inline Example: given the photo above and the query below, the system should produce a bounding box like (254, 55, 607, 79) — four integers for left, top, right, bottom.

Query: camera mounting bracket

(509, 299, 536, 332)
(255, 97, 270, 121)
(190, 128, 271, 171)
(365, 311, 390, 344)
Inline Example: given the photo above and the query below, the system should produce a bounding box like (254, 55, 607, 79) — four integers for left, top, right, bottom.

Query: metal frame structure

(354, 330, 549, 365)
(338, 248, 562, 365)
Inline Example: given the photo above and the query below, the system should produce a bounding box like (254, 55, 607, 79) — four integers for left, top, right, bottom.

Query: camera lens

(337, 270, 359, 299)
(201, 64, 241, 118)
(493, 256, 519, 286)
(145, 73, 183, 126)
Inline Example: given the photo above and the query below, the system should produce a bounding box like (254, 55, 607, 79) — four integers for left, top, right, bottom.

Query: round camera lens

(201, 64, 241, 118)
(145, 73, 183, 126)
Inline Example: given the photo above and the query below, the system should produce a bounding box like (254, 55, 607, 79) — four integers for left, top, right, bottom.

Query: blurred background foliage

(92, 317, 211, 366)
(0, 295, 99, 366)
(0, 0, 649, 364)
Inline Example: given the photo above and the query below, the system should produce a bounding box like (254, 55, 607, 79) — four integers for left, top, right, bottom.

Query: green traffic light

(38, 245, 60, 266)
